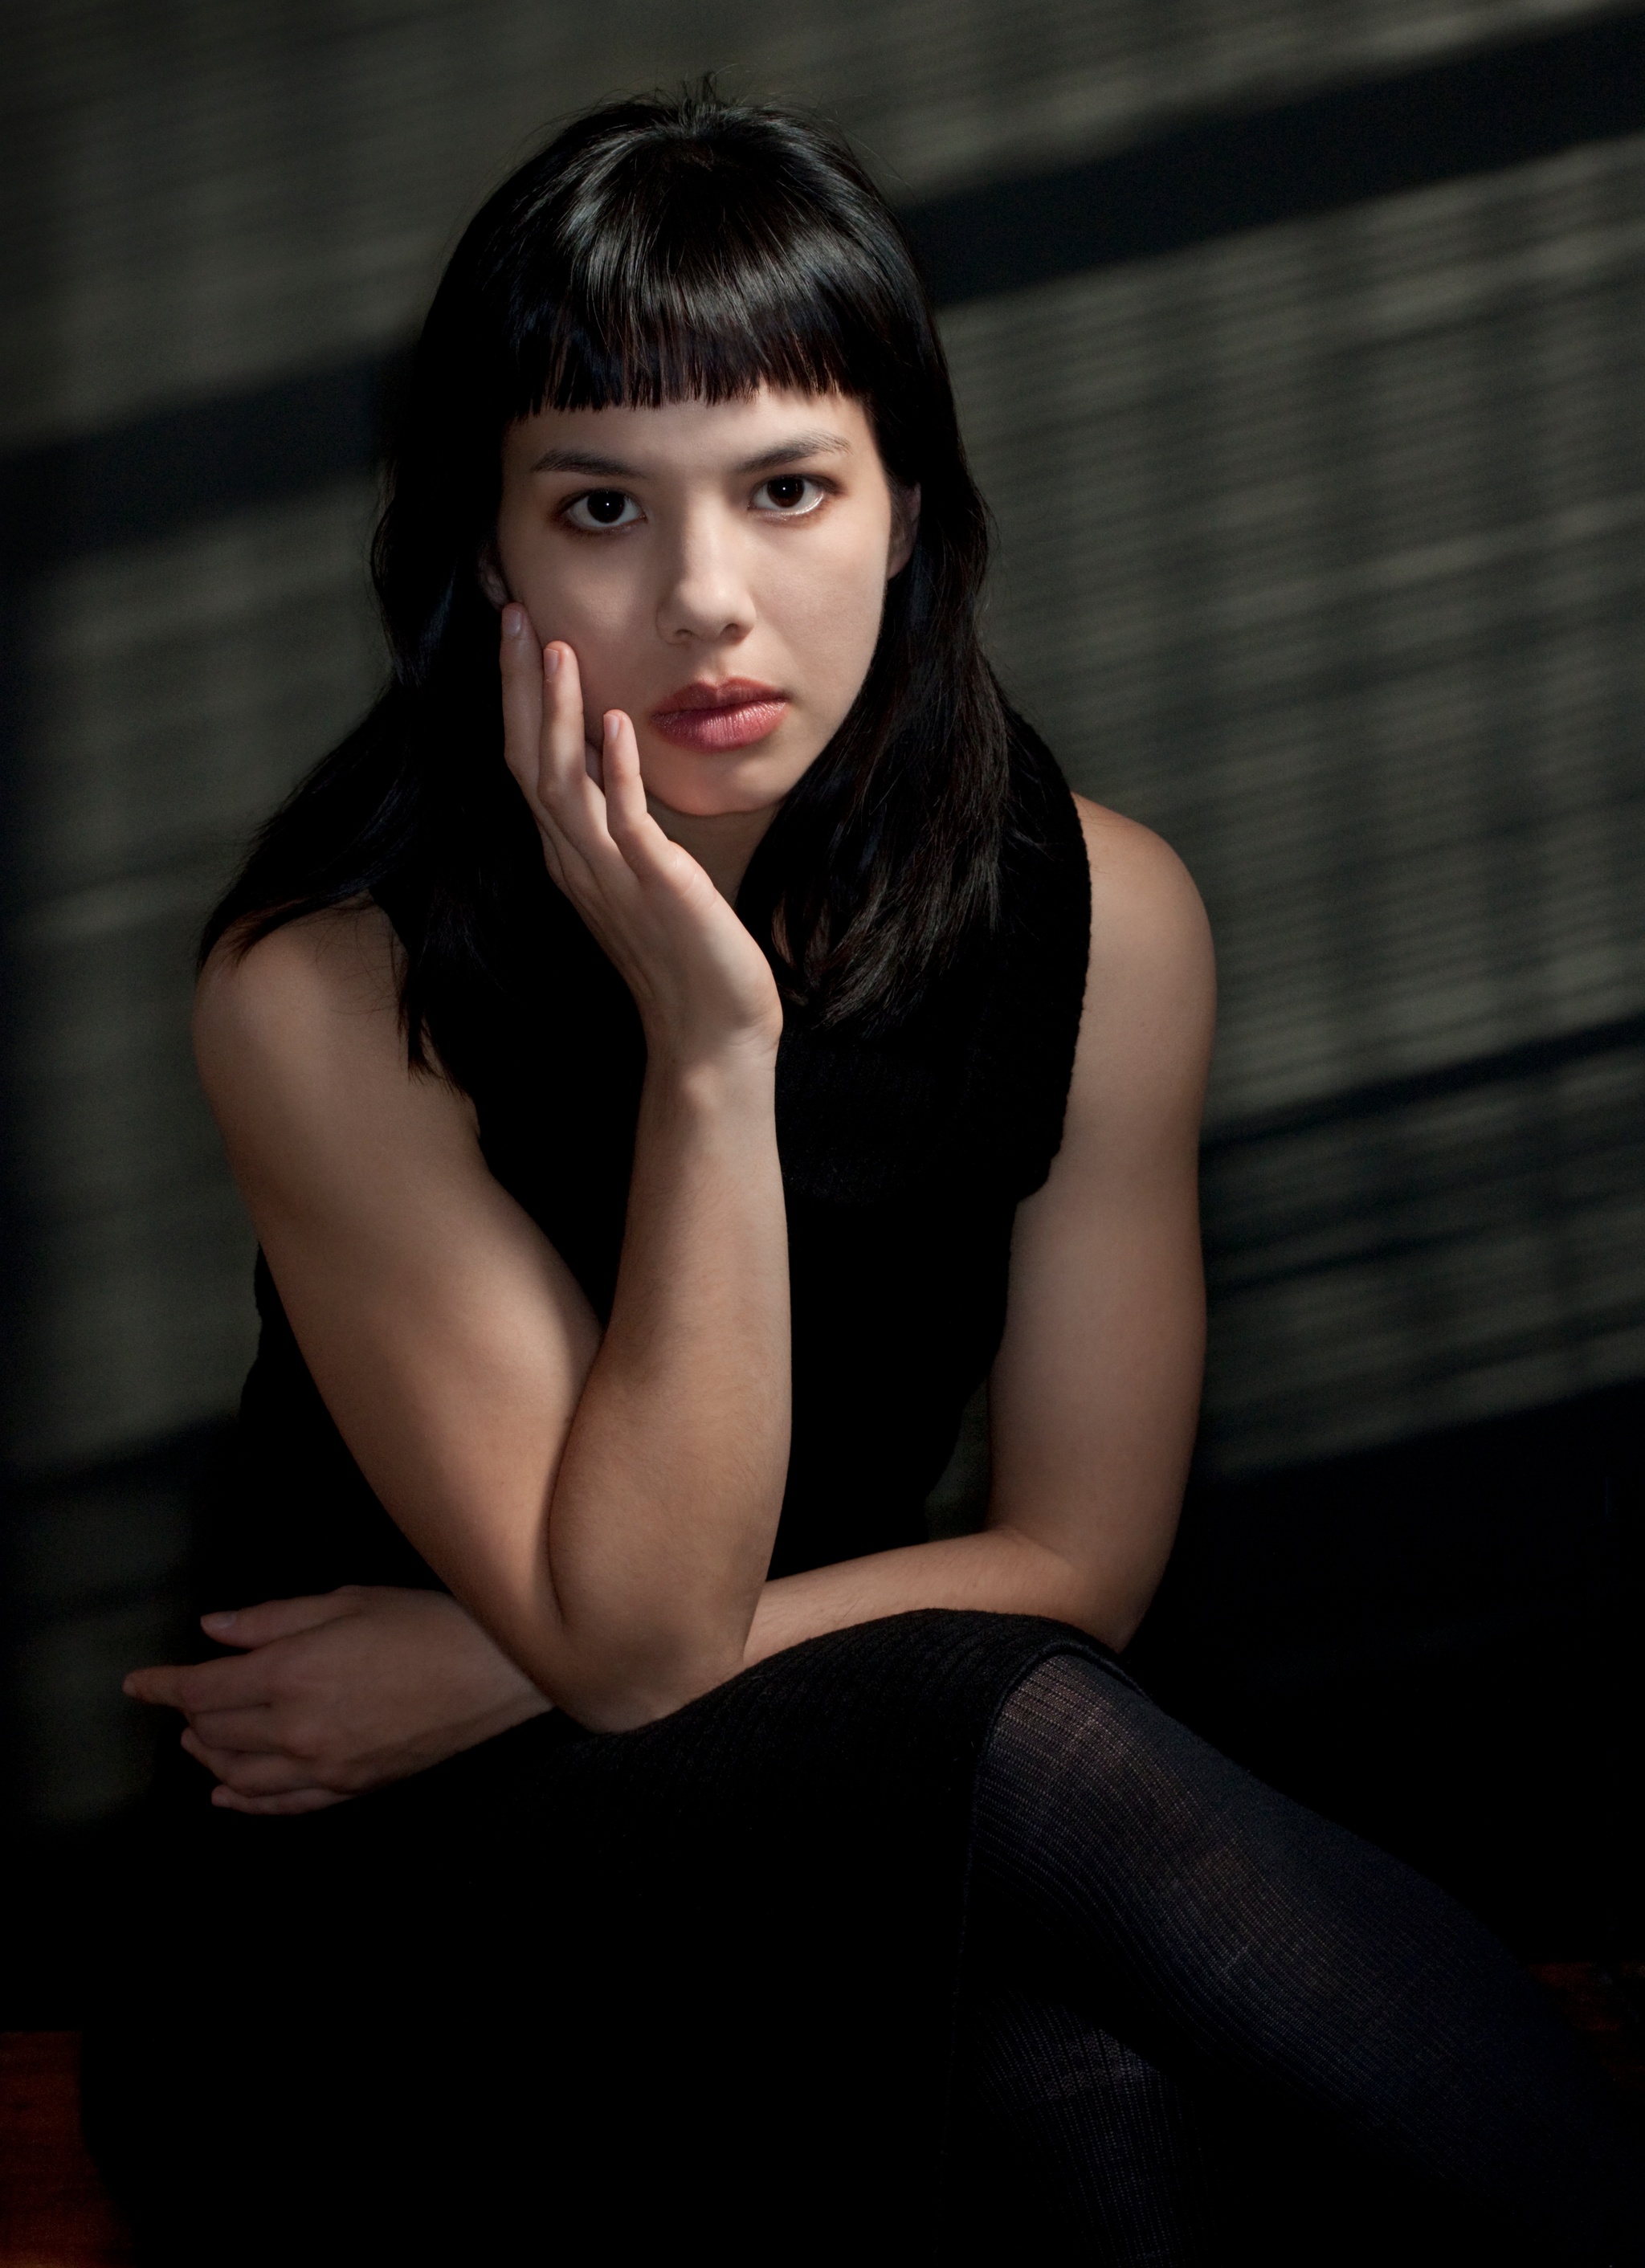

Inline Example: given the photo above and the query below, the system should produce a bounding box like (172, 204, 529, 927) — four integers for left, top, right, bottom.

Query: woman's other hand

(123, 1587, 551, 1815)
(500, 611, 783, 1067)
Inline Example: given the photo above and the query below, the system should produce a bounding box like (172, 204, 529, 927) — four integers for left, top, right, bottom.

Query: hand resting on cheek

(124, 1586, 551, 1815)
(497, 610, 786, 1064)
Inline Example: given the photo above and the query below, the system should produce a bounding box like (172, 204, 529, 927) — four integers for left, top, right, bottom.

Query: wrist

(644, 1035, 778, 1110)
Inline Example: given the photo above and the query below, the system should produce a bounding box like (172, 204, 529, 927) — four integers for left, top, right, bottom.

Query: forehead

(503, 385, 877, 479)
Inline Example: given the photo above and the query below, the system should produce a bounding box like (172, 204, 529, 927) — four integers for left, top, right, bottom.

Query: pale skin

(127, 385, 1215, 1812)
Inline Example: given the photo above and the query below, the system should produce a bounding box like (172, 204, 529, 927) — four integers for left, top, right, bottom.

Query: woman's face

(488, 385, 913, 822)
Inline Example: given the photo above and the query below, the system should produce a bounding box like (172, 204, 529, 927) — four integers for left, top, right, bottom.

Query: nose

(655, 508, 755, 647)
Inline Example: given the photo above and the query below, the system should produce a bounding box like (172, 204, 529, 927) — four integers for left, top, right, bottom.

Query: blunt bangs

(481, 99, 919, 443)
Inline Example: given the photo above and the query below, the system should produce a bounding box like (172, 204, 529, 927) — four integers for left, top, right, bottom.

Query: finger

(128, 1649, 276, 1716)
(198, 1589, 362, 1650)
(123, 1662, 190, 1711)
(538, 641, 614, 843)
(183, 1706, 284, 1754)
(504, 631, 610, 897)
(182, 1729, 326, 1794)
(600, 708, 655, 850)
(600, 710, 704, 891)
(539, 637, 578, 788)
(210, 1785, 351, 1817)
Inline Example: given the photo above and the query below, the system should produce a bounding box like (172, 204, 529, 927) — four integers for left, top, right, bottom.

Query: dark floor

(1128, 1376, 1645, 1957)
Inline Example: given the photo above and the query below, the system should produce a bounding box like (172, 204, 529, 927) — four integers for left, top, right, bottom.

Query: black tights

(953, 1651, 1643, 2263)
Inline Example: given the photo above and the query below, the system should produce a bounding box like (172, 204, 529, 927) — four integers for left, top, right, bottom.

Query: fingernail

(502, 605, 525, 638)
(202, 1610, 235, 1631)
(543, 644, 561, 678)
(121, 1674, 137, 1696)
(604, 712, 619, 742)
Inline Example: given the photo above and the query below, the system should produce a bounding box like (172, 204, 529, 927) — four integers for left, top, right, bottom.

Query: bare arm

(192, 622, 790, 1733)
(745, 796, 1213, 1658)
(140, 794, 1210, 1805)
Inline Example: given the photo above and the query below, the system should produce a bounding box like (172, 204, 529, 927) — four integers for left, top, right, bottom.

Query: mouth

(649, 677, 790, 753)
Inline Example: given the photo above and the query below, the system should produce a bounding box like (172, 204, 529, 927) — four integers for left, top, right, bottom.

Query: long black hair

(203, 84, 1016, 1051)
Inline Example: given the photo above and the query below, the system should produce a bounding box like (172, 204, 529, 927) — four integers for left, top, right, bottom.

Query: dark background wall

(5, 2, 1643, 2012)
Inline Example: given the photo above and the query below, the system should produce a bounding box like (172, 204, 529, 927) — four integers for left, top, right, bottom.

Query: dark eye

(565, 488, 642, 531)
(753, 475, 826, 516)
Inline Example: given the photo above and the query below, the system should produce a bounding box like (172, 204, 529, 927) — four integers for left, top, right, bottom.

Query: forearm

(536, 1045, 791, 1719)
(744, 1520, 1149, 1669)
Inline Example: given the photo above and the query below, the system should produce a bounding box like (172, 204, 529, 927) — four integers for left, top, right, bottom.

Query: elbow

(1094, 1603, 1148, 1655)
(1048, 1566, 1160, 1659)
(996, 1523, 1157, 1656)
(1055, 1534, 1176, 1658)
(546, 1635, 748, 1735)
(1050, 1591, 1144, 1656)
(512, 1559, 756, 1731)
(1080, 1568, 1169, 1657)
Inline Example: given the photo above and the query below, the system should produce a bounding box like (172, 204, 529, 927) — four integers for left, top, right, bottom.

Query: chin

(641, 742, 818, 820)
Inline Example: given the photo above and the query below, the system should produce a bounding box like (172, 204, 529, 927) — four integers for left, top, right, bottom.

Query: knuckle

(270, 1656, 317, 1703)
(283, 1716, 325, 1763)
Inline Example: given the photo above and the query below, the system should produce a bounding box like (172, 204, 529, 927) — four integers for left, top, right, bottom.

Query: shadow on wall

(3, 1428, 228, 1834)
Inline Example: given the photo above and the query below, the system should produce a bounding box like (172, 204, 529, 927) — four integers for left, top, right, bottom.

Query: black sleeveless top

(98, 733, 1097, 2258)
(202, 733, 1089, 1611)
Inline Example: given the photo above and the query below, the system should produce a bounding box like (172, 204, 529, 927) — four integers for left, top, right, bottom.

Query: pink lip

(650, 678, 790, 752)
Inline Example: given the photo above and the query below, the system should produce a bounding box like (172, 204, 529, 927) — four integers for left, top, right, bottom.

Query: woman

(88, 88, 1639, 2264)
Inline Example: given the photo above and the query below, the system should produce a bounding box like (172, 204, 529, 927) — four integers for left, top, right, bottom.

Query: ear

(888, 483, 921, 580)
(477, 541, 510, 610)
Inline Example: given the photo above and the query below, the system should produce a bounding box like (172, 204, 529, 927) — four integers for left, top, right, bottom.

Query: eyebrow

(529, 430, 855, 479)
(735, 431, 853, 475)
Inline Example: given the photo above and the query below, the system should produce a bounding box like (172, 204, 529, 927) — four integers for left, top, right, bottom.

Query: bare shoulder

(194, 905, 474, 1187)
(1065, 794, 1215, 1134)
(1073, 794, 1213, 981)
(194, 904, 400, 1075)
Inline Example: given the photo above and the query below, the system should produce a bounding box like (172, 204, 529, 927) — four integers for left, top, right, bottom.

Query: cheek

(775, 543, 888, 716)
(497, 527, 646, 693)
